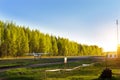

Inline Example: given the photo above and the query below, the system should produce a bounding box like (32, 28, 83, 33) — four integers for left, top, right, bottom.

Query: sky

(0, 0, 120, 52)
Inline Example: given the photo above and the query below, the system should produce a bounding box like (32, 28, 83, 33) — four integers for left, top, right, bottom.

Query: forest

(0, 20, 103, 57)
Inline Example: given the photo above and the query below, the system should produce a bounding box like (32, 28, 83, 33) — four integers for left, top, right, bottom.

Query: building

(106, 52, 117, 58)
(117, 44, 120, 58)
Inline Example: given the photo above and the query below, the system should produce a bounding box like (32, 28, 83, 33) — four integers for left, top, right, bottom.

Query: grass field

(0, 57, 120, 80)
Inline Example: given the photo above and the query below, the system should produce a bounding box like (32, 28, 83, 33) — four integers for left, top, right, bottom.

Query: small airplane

(26, 52, 49, 59)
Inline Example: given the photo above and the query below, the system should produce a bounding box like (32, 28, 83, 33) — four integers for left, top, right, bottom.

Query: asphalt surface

(0, 56, 105, 72)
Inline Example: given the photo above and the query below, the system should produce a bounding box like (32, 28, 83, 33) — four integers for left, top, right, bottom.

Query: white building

(106, 52, 117, 58)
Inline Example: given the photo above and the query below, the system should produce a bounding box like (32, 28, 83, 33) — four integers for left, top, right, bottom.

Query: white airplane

(27, 52, 48, 59)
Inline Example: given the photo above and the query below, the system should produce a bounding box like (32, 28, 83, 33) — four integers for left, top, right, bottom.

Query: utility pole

(116, 19, 119, 58)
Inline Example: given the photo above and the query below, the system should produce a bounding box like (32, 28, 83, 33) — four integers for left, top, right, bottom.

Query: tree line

(0, 20, 103, 57)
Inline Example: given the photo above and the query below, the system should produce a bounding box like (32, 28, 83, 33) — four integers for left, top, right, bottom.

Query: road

(0, 56, 105, 72)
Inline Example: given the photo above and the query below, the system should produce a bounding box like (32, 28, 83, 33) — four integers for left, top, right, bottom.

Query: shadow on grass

(93, 76, 117, 80)
(6, 76, 43, 80)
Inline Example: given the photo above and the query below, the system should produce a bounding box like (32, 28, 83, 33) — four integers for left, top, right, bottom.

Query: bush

(99, 68, 112, 80)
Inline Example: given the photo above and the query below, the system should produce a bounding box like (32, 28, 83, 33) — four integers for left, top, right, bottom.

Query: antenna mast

(116, 19, 119, 57)
(116, 20, 119, 45)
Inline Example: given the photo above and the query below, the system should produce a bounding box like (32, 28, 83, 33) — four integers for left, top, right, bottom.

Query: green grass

(0, 66, 102, 80)
(0, 58, 64, 68)
(0, 57, 120, 80)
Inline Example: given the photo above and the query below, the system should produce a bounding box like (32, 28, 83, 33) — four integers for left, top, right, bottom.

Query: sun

(103, 42, 117, 52)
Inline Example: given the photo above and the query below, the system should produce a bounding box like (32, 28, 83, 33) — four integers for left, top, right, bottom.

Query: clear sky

(0, 0, 120, 52)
